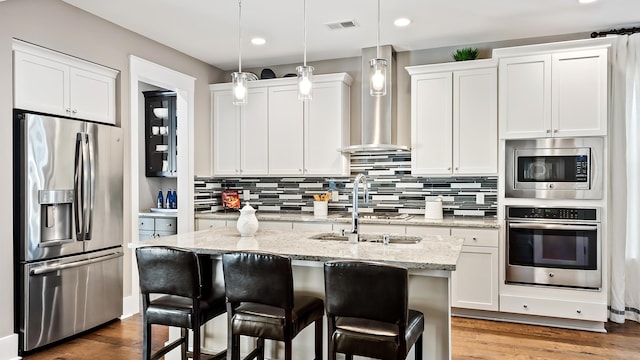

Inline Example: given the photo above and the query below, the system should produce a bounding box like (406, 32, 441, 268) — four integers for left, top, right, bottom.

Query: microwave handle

(508, 222, 597, 231)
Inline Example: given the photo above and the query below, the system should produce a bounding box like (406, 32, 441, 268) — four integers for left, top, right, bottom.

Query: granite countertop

(139, 210, 178, 218)
(195, 211, 500, 229)
(136, 226, 464, 271)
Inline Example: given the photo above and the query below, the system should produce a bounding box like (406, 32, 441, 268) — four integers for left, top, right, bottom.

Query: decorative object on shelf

(152, 107, 168, 119)
(297, 0, 314, 101)
(260, 68, 276, 79)
(232, 0, 248, 105)
(236, 204, 259, 236)
(425, 196, 443, 220)
(452, 47, 479, 61)
(370, 0, 387, 96)
(222, 189, 241, 209)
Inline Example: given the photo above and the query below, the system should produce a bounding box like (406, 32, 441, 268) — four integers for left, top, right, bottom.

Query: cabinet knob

(546, 129, 551, 134)
(472, 236, 477, 241)
(447, 167, 451, 171)
(576, 309, 582, 314)
(549, 272, 555, 278)
(72, 109, 78, 114)
(66, 108, 71, 113)
(523, 304, 528, 309)
(553, 129, 558, 133)
(455, 167, 459, 171)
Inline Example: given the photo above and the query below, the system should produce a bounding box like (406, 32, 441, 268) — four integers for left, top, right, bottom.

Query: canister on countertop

(425, 196, 443, 220)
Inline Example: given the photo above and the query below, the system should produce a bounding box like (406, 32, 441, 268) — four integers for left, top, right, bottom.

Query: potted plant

(452, 47, 479, 61)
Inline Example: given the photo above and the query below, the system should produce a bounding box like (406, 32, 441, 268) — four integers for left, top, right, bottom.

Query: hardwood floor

(22, 315, 640, 359)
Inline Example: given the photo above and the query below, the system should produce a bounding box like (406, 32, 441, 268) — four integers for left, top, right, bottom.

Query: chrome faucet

(350, 174, 369, 241)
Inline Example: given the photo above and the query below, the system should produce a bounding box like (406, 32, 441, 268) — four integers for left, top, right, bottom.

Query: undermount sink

(338, 213, 414, 220)
(309, 232, 422, 244)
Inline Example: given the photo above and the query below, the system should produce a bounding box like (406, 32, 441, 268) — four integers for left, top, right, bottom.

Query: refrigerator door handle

(29, 252, 123, 276)
(74, 133, 85, 241)
(84, 132, 95, 240)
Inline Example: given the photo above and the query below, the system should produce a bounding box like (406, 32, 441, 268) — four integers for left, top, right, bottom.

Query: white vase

(237, 205, 259, 237)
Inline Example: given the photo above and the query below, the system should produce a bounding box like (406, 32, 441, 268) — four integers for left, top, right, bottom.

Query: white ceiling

(62, 0, 640, 71)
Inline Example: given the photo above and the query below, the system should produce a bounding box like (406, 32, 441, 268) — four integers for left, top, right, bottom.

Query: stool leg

(257, 338, 265, 360)
(345, 355, 353, 360)
(314, 319, 322, 360)
(193, 326, 201, 360)
(327, 318, 336, 360)
(181, 328, 188, 360)
(415, 334, 423, 360)
(142, 321, 152, 360)
(284, 339, 291, 360)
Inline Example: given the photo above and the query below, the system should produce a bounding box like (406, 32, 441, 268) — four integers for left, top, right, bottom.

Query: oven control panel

(507, 206, 598, 221)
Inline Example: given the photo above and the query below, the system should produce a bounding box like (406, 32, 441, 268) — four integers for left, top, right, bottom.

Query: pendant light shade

(370, 0, 387, 96)
(297, 65, 313, 100)
(233, 0, 248, 105)
(232, 72, 248, 105)
(298, 0, 313, 100)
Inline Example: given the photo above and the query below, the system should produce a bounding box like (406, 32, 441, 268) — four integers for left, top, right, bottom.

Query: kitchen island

(137, 226, 464, 360)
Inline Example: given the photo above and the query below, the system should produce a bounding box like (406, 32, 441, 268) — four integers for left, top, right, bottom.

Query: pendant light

(232, 0, 248, 105)
(370, 0, 387, 96)
(297, 0, 313, 100)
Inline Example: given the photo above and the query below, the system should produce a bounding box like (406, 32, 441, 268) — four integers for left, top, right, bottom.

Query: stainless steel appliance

(505, 137, 603, 199)
(13, 111, 124, 353)
(505, 206, 601, 290)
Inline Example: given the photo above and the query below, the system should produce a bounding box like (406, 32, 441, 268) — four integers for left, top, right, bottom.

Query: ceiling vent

(326, 20, 358, 30)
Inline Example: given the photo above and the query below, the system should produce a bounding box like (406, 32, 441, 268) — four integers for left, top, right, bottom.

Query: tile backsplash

(195, 152, 497, 217)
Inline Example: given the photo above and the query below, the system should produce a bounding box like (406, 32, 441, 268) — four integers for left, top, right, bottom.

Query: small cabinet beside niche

(144, 90, 177, 177)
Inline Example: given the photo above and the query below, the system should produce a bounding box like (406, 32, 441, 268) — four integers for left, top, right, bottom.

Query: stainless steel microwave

(505, 137, 603, 199)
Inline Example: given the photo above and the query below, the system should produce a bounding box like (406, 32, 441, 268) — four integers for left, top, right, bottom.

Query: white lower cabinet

(196, 218, 228, 230)
(500, 294, 607, 322)
(139, 216, 177, 240)
(450, 228, 499, 311)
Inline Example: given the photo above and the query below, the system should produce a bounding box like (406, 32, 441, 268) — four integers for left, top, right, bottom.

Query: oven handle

(508, 222, 598, 231)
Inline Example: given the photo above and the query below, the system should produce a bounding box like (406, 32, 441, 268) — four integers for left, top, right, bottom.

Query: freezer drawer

(19, 248, 123, 352)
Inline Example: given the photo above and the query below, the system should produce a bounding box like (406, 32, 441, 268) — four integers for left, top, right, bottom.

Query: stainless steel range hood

(341, 45, 409, 153)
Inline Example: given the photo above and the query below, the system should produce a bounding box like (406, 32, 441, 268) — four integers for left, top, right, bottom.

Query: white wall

(0, 0, 223, 356)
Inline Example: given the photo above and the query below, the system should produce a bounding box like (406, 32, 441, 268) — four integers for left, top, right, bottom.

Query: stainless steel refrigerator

(13, 110, 124, 353)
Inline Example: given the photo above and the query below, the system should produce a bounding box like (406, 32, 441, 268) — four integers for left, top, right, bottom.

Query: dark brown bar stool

(221, 251, 324, 360)
(324, 260, 425, 360)
(136, 246, 227, 360)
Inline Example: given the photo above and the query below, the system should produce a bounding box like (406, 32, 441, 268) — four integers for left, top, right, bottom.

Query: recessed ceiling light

(394, 18, 411, 27)
(251, 37, 266, 45)
(578, 0, 597, 3)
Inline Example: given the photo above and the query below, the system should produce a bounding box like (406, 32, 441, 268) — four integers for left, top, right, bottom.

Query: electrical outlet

(243, 189, 250, 201)
(476, 193, 485, 205)
(331, 190, 339, 202)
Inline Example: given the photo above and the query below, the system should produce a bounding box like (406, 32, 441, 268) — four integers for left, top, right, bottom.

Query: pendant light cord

(376, 0, 380, 59)
(238, 0, 242, 72)
(303, 0, 307, 66)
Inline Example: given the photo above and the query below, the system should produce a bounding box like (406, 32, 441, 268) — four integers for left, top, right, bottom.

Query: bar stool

(323, 260, 425, 360)
(136, 246, 227, 360)
(221, 251, 324, 360)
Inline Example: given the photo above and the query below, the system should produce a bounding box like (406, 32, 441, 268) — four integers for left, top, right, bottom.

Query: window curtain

(609, 33, 640, 324)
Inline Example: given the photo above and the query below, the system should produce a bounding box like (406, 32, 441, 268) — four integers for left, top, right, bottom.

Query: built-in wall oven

(505, 137, 603, 199)
(505, 206, 601, 290)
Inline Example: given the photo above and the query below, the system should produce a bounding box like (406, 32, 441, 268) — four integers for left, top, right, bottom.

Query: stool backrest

(324, 260, 408, 326)
(136, 246, 202, 299)
(222, 251, 294, 310)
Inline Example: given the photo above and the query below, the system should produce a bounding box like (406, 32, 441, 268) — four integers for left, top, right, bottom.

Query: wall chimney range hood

(341, 45, 409, 153)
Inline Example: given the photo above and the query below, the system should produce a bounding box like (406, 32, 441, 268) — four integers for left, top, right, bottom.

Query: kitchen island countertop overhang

(133, 226, 464, 271)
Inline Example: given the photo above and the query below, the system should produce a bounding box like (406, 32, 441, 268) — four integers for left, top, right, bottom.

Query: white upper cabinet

(305, 79, 351, 176)
(13, 40, 117, 125)
(210, 73, 352, 177)
(496, 40, 609, 139)
(268, 85, 304, 175)
(407, 60, 498, 176)
(212, 87, 269, 176)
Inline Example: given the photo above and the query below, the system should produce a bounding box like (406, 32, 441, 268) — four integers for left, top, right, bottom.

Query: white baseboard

(121, 295, 140, 319)
(0, 333, 20, 360)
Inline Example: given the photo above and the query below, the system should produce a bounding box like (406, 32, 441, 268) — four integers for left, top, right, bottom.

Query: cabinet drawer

(406, 226, 451, 237)
(197, 219, 227, 230)
(451, 228, 498, 247)
(500, 294, 606, 322)
(155, 217, 177, 233)
(139, 217, 155, 231)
